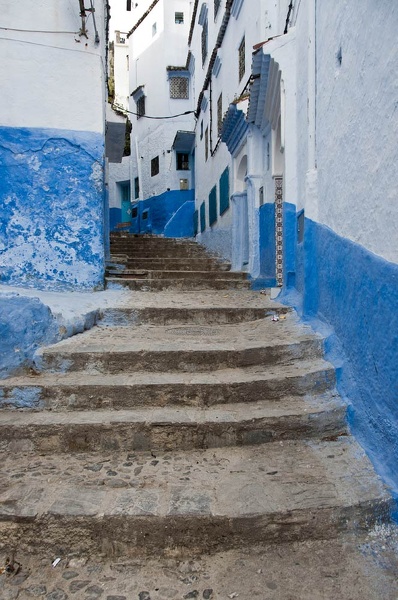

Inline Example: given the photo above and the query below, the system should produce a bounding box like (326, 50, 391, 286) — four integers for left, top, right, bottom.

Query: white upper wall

(191, 0, 271, 209)
(128, 0, 195, 199)
(0, 0, 107, 133)
(114, 38, 130, 110)
(295, 0, 398, 264)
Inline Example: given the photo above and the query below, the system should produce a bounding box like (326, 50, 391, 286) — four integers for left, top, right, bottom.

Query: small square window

(180, 178, 189, 190)
(175, 12, 184, 24)
(177, 152, 190, 170)
(151, 156, 159, 177)
(170, 76, 189, 99)
(205, 127, 209, 161)
(131, 206, 138, 218)
(200, 120, 203, 140)
(152, 22, 157, 36)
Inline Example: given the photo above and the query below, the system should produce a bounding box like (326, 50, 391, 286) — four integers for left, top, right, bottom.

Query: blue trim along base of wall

(125, 190, 194, 237)
(258, 202, 276, 286)
(279, 216, 398, 504)
(0, 126, 105, 291)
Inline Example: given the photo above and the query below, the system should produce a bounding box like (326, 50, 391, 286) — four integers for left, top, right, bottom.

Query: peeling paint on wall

(0, 127, 105, 291)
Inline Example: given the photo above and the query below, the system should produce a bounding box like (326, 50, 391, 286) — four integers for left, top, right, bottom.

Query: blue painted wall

(280, 214, 398, 498)
(257, 203, 276, 287)
(0, 126, 105, 290)
(110, 207, 122, 231)
(0, 294, 58, 382)
(126, 189, 194, 237)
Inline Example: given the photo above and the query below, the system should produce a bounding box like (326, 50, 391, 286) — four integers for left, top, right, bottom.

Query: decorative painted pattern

(275, 176, 283, 286)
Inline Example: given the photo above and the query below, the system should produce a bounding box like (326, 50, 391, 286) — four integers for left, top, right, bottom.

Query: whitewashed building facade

(126, 0, 196, 236)
(0, 0, 109, 290)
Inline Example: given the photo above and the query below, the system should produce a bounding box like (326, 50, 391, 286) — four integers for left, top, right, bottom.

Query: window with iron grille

(205, 127, 209, 161)
(214, 0, 221, 18)
(238, 36, 245, 82)
(170, 76, 189, 99)
(177, 152, 190, 170)
(151, 156, 159, 177)
(175, 11, 184, 23)
(217, 93, 223, 135)
(136, 95, 145, 118)
(201, 19, 208, 65)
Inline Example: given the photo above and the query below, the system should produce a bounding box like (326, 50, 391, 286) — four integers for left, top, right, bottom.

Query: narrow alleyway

(0, 234, 397, 599)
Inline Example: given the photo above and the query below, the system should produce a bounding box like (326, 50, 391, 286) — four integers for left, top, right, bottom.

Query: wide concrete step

(0, 360, 335, 410)
(110, 245, 213, 258)
(107, 270, 248, 281)
(98, 304, 289, 326)
(34, 316, 324, 374)
(106, 277, 251, 291)
(0, 439, 391, 557)
(0, 393, 347, 454)
(119, 258, 231, 271)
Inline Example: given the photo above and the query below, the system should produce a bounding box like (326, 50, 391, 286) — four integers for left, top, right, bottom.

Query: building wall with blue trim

(0, 1, 107, 291)
(277, 0, 398, 496)
(0, 127, 105, 290)
(128, 190, 194, 237)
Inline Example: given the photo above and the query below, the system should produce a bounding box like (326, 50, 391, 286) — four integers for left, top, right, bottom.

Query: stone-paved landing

(0, 439, 391, 558)
(1, 528, 398, 600)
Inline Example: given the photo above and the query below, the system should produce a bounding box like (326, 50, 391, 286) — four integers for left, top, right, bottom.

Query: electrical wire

(0, 26, 78, 34)
(113, 105, 196, 120)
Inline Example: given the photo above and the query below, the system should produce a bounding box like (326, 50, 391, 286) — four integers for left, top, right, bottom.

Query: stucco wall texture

(0, 0, 107, 291)
(0, 127, 105, 290)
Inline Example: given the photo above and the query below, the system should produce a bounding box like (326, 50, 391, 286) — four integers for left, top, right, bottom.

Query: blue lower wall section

(110, 207, 122, 231)
(128, 190, 194, 237)
(0, 126, 105, 290)
(281, 216, 398, 498)
(0, 294, 58, 383)
(258, 203, 276, 286)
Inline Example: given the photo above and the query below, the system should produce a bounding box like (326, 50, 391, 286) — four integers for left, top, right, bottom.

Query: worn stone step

(0, 393, 347, 454)
(1, 533, 397, 600)
(0, 439, 391, 557)
(106, 278, 251, 291)
(110, 246, 211, 255)
(120, 258, 231, 271)
(0, 359, 335, 410)
(98, 305, 289, 326)
(34, 316, 324, 374)
(107, 270, 248, 281)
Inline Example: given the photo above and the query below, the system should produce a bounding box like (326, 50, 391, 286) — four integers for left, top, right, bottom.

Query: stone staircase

(0, 236, 394, 596)
(106, 232, 250, 290)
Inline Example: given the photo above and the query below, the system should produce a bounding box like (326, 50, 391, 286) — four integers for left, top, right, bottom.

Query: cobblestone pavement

(1, 527, 398, 600)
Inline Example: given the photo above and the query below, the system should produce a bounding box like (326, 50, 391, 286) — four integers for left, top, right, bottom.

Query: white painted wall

(0, 0, 107, 134)
(108, 156, 131, 209)
(291, 0, 398, 264)
(128, 0, 195, 201)
(192, 0, 281, 264)
(313, 0, 398, 264)
(114, 36, 130, 111)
